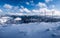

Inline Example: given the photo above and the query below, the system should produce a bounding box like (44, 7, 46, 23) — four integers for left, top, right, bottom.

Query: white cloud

(51, 5, 55, 8)
(19, 9, 24, 12)
(32, 7, 60, 16)
(41, 8, 52, 15)
(2, 3, 60, 16)
(14, 6, 19, 10)
(51, 9, 60, 16)
(20, 6, 24, 8)
(45, 0, 53, 3)
(19, 3, 60, 16)
(3, 4, 13, 9)
(37, 2, 47, 8)
(8, 13, 25, 16)
(32, 8, 52, 15)
(32, 9, 40, 13)
(23, 8, 31, 13)
(31, 2, 60, 16)
(0, 9, 3, 12)
(26, 1, 34, 6)
(26, 2, 30, 5)
(19, 7, 31, 13)
(30, 1, 34, 3)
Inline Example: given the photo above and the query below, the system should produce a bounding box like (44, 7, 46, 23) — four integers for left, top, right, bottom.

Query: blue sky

(0, 0, 60, 16)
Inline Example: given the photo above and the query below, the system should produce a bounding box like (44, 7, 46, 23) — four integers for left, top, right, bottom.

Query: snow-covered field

(0, 22, 60, 38)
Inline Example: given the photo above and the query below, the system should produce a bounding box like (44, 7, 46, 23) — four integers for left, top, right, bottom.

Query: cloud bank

(0, 0, 60, 16)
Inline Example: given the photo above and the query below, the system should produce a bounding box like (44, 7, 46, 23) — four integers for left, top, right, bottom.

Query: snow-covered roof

(14, 17, 22, 21)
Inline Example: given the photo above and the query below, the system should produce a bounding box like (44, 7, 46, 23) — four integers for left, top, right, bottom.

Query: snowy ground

(0, 22, 60, 38)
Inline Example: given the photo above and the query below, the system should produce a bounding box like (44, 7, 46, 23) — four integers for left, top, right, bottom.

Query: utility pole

(44, 9, 46, 22)
(52, 9, 54, 22)
(52, 9, 54, 18)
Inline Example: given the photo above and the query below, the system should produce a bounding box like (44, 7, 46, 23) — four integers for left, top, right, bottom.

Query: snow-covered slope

(0, 22, 60, 38)
(0, 14, 60, 38)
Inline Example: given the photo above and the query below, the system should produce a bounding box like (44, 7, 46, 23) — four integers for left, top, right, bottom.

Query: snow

(0, 15, 60, 38)
(0, 18, 8, 24)
(14, 17, 22, 21)
(0, 22, 60, 38)
(0, 17, 12, 24)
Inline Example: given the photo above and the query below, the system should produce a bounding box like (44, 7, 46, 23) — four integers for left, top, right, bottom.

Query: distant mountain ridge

(0, 14, 60, 24)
